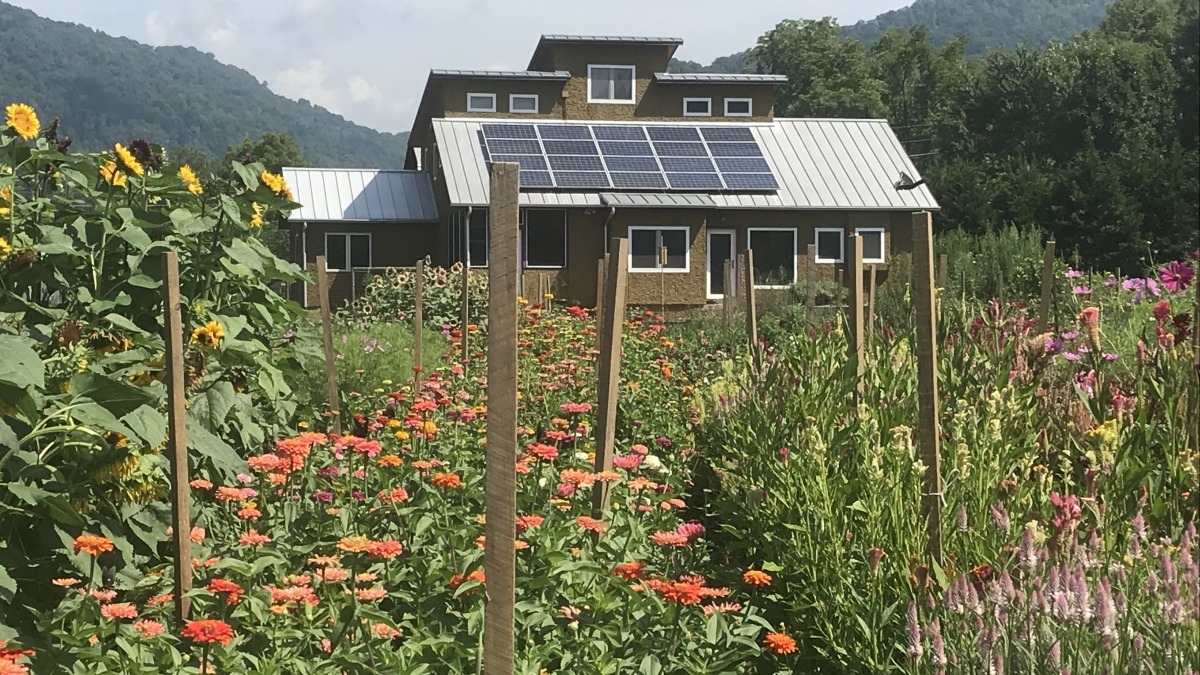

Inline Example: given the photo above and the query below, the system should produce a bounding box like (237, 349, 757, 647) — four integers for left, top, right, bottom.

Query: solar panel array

(477, 123, 779, 192)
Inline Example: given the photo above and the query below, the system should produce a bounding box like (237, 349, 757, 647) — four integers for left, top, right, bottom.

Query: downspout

(464, 206, 474, 267)
(602, 206, 616, 254)
(301, 221, 309, 308)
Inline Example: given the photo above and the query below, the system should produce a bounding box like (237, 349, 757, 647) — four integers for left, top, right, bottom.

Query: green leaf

(185, 415, 246, 474)
(3, 481, 50, 506)
(42, 495, 85, 526)
(191, 382, 237, 431)
(0, 419, 17, 451)
(127, 273, 159, 289)
(219, 195, 242, 224)
(122, 405, 166, 448)
(639, 655, 662, 675)
(116, 223, 153, 250)
(0, 563, 15, 603)
(168, 208, 213, 236)
(0, 336, 44, 390)
(102, 312, 143, 333)
(69, 372, 155, 421)
(232, 162, 259, 191)
(224, 239, 264, 273)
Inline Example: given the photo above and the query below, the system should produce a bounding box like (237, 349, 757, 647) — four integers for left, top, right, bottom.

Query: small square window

(683, 98, 711, 117)
(628, 226, 689, 272)
(724, 98, 753, 116)
(467, 93, 496, 113)
(325, 233, 371, 270)
(814, 228, 844, 264)
(588, 65, 635, 103)
(855, 228, 885, 263)
(510, 94, 539, 114)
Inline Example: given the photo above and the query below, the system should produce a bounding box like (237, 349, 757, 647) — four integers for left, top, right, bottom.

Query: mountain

(0, 2, 409, 167)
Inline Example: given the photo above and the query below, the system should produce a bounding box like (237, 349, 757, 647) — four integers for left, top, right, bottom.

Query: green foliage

(223, 132, 310, 174)
(935, 226, 1053, 302)
(0, 3, 409, 167)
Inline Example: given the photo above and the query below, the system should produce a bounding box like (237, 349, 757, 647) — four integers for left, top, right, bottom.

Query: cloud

(348, 76, 383, 104)
(271, 59, 340, 110)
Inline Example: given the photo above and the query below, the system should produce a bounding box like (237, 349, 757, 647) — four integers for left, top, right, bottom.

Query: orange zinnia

(576, 516, 604, 533)
(99, 603, 138, 620)
(743, 570, 772, 586)
(73, 534, 114, 557)
(431, 472, 462, 489)
(180, 618, 234, 646)
(336, 536, 373, 553)
(613, 561, 645, 581)
(764, 631, 797, 655)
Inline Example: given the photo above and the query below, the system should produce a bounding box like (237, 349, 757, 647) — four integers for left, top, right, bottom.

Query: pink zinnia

(650, 531, 689, 547)
(134, 619, 166, 637)
(100, 602, 138, 620)
(560, 403, 592, 415)
(675, 520, 706, 542)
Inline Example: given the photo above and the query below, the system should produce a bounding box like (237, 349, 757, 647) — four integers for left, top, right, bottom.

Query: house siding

(440, 80, 567, 119)
(292, 222, 440, 309)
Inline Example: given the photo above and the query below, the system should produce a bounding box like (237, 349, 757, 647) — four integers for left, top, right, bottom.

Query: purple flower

(957, 505, 969, 532)
(1061, 330, 1080, 341)
(906, 601, 923, 661)
(1102, 352, 1118, 361)
(1103, 276, 1118, 287)
(1044, 336, 1064, 354)
(1062, 352, 1081, 362)
(989, 503, 1011, 534)
(1066, 269, 1084, 278)
(928, 619, 947, 668)
(1020, 527, 1039, 572)
(1073, 286, 1092, 296)
(1158, 260, 1196, 293)
(312, 491, 334, 503)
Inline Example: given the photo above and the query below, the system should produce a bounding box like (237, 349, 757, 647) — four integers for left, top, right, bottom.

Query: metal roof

(655, 73, 787, 84)
(282, 168, 438, 222)
(431, 118, 938, 211)
(539, 35, 683, 45)
(430, 69, 570, 80)
(600, 193, 716, 208)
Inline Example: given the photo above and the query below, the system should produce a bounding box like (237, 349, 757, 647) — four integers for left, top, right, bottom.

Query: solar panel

(707, 143, 764, 157)
(491, 154, 548, 171)
(603, 156, 660, 172)
(660, 157, 717, 173)
(701, 127, 756, 142)
(553, 171, 611, 188)
(548, 155, 604, 172)
(721, 173, 780, 190)
(653, 142, 708, 157)
(488, 139, 542, 155)
(610, 172, 668, 189)
(715, 157, 771, 173)
(519, 171, 554, 188)
(666, 173, 723, 189)
(647, 126, 702, 142)
(483, 124, 537, 139)
(592, 126, 648, 141)
(542, 140, 599, 156)
(539, 125, 592, 140)
(598, 141, 654, 156)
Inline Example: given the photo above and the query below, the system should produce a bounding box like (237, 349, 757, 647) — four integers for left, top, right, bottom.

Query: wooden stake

(161, 251, 191, 626)
(912, 212, 943, 564)
(835, 268, 844, 324)
(484, 163, 519, 675)
(937, 253, 948, 290)
(722, 259, 733, 333)
(847, 234, 865, 382)
(595, 255, 607, 344)
(460, 262, 470, 361)
(316, 256, 341, 437)
(1037, 240, 1056, 332)
(867, 264, 877, 336)
(743, 250, 759, 370)
(806, 243, 817, 316)
(592, 237, 629, 519)
(413, 259, 424, 389)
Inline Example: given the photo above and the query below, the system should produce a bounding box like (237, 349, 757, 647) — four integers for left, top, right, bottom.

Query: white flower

(644, 455, 664, 472)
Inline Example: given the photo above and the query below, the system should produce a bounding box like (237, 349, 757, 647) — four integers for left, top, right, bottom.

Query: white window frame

(855, 227, 886, 264)
(814, 227, 845, 264)
(724, 97, 753, 117)
(324, 232, 372, 271)
(522, 209, 567, 269)
(509, 94, 539, 114)
(628, 226, 690, 273)
(467, 92, 497, 113)
(747, 228, 797, 289)
(587, 64, 636, 104)
(683, 97, 712, 117)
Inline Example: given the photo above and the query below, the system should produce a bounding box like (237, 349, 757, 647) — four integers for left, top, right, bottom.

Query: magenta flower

(1072, 286, 1092, 296)
(1065, 269, 1083, 279)
(1158, 260, 1195, 293)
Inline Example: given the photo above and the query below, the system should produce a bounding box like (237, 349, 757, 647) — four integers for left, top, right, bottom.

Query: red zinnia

(613, 561, 645, 581)
(180, 618, 235, 646)
(764, 631, 797, 655)
(206, 579, 244, 606)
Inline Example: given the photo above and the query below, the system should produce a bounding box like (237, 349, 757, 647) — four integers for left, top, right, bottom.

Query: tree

(223, 132, 310, 173)
(1098, 0, 1179, 45)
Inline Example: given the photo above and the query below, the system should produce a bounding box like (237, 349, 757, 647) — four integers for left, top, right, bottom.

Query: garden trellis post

(912, 212, 944, 564)
(484, 162, 519, 675)
(722, 259, 733, 333)
(414, 259, 424, 389)
(316, 256, 342, 437)
(1037, 240, 1056, 332)
(848, 234, 865, 383)
(867, 264, 877, 336)
(161, 251, 192, 625)
(461, 262, 470, 362)
(593, 237, 629, 520)
(938, 254, 948, 291)
(595, 255, 607, 335)
(806, 244, 817, 319)
(743, 250, 759, 371)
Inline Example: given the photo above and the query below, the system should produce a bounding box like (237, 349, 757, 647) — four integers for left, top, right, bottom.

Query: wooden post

(722, 260, 733, 333)
(912, 212, 943, 564)
(1036, 240, 1056, 332)
(592, 237, 629, 519)
(806, 244, 817, 316)
(161, 251, 192, 626)
(484, 163, 519, 675)
(316, 256, 342, 437)
(847, 234, 865, 381)
(659, 246, 668, 315)
(867, 264, 877, 336)
(743, 250, 759, 370)
(937, 254, 948, 290)
(835, 268, 844, 323)
(413, 259, 424, 389)
(595, 255, 607, 340)
(460, 262, 470, 361)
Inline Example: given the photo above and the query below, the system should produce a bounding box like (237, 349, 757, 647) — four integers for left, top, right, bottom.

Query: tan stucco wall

(440, 80, 568, 119)
(637, 83, 775, 122)
(291, 222, 439, 308)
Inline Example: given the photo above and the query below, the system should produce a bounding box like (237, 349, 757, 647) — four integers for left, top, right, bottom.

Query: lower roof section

(599, 192, 716, 208)
(432, 117, 939, 211)
(283, 168, 438, 223)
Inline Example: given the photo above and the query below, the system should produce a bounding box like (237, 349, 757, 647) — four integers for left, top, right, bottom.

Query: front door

(707, 229, 736, 299)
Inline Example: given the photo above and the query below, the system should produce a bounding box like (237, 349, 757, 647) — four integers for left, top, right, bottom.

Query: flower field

(2, 104, 1200, 674)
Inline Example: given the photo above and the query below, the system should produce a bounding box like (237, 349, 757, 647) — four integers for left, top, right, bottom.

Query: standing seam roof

(282, 168, 439, 222)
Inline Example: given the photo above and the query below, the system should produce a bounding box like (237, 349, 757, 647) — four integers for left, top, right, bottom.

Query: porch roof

(431, 117, 939, 211)
(282, 168, 438, 222)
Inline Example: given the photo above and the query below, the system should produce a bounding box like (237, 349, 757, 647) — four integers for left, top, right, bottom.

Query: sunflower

(0, 186, 10, 217)
(178, 164, 203, 195)
(114, 143, 145, 176)
(5, 103, 40, 140)
(100, 161, 127, 188)
(0, 236, 12, 262)
(249, 202, 264, 229)
(260, 170, 290, 196)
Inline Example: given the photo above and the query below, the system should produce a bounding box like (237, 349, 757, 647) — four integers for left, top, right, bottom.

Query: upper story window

(724, 98, 753, 117)
(588, 65, 635, 103)
(509, 94, 539, 114)
(467, 93, 497, 113)
(683, 97, 712, 117)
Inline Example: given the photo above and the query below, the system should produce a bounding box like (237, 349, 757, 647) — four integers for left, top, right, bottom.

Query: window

(748, 229, 796, 287)
(683, 97, 711, 117)
(855, 227, 886, 263)
(467, 209, 489, 267)
(588, 65, 635, 103)
(524, 210, 566, 268)
(325, 233, 370, 270)
(467, 93, 496, 113)
(724, 98, 753, 116)
(510, 94, 539, 114)
(629, 226, 689, 272)
(814, 228, 844, 264)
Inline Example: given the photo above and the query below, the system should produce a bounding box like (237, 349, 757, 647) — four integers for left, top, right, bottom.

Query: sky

(10, 0, 902, 134)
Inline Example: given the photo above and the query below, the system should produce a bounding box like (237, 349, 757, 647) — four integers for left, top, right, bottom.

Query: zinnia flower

(114, 143, 144, 176)
(613, 561, 645, 581)
(336, 536, 373, 553)
(764, 631, 797, 655)
(5, 103, 39, 140)
(180, 618, 234, 646)
(238, 530, 271, 546)
(73, 534, 114, 556)
(100, 603, 138, 620)
(368, 539, 403, 559)
(206, 579, 244, 605)
(576, 516, 604, 533)
(431, 472, 461, 489)
(133, 619, 165, 638)
(743, 570, 772, 586)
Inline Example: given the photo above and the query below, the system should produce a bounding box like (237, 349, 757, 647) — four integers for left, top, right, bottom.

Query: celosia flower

(763, 631, 797, 655)
(180, 618, 234, 646)
(905, 601, 922, 661)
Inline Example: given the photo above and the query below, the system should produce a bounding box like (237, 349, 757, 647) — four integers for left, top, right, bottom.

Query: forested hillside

(0, 2, 409, 167)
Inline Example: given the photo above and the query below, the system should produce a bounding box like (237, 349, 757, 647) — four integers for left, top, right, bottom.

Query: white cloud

(348, 76, 382, 104)
(272, 59, 340, 110)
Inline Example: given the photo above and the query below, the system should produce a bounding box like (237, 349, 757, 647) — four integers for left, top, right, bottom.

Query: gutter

(301, 221, 309, 307)
(602, 206, 616, 254)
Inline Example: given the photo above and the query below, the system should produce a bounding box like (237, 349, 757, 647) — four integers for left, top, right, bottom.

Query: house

(285, 34, 938, 309)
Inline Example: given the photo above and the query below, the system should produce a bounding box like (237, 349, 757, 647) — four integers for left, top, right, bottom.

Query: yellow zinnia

(178, 164, 202, 195)
(249, 202, 264, 229)
(114, 143, 144, 176)
(0, 186, 10, 217)
(5, 103, 39, 140)
(100, 161, 127, 188)
(0, 236, 12, 262)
